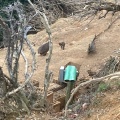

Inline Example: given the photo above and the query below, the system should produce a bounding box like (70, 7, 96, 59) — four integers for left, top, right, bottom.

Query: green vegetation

(116, 81, 120, 88)
(97, 82, 110, 92)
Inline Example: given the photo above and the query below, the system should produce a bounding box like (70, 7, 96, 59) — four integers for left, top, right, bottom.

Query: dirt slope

(74, 90, 120, 120)
(26, 11, 120, 87)
(0, 10, 120, 120)
(1, 11, 120, 86)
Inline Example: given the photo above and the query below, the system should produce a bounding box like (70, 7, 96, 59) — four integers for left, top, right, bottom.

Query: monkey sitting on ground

(87, 35, 96, 54)
(38, 41, 49, 56)
(59, 42, 65, 50)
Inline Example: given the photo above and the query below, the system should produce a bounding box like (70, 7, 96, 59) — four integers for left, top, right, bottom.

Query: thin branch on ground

(64, 71, 120, 117)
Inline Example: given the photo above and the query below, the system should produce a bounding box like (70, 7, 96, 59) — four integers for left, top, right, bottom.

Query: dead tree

(0, 0, 53, 114)
(27, 0, 53, 105)
(0, 1, 37, 114)
(0, 67, 7, 98)
(0, 1, 53, 115)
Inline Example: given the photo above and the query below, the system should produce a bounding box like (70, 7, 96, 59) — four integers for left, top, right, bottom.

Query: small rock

(69, 114, 78, 118)
(82, 103, 90, 110)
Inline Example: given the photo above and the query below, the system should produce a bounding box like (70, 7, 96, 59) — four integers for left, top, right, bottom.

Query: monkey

(38, 41, 49, 56)
(87, 35, 96, 54)
(59, 42, 65, 50)
(88, 42, 95, 54)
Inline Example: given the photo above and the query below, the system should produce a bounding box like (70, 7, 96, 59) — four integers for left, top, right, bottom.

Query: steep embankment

(26, 11, 120, 87)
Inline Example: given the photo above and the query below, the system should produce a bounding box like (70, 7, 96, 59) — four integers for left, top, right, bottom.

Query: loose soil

(0, 10, 120, 119)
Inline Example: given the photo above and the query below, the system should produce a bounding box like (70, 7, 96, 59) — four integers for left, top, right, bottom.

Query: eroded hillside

(0, 9, 120, 120)
(26, 11, 120, 86)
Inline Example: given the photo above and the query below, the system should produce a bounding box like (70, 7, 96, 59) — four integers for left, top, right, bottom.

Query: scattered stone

(82, 103, 90, 111)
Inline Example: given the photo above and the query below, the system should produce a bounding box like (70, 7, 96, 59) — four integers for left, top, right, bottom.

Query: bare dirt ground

(27, 11, 120, 87)
(0, 10, 120, 119)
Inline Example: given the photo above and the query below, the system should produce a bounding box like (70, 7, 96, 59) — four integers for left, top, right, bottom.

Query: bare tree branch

(27, 0, 51, 34)
(27, 0, 53, 104)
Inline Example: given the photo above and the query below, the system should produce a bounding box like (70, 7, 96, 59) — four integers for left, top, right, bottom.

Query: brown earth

(0, 10, 120, 119)
(27, 11, 120, 87)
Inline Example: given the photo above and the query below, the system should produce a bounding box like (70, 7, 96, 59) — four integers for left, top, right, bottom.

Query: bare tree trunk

(43, 36, 53, 105)
(27, 0, 53, 105)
